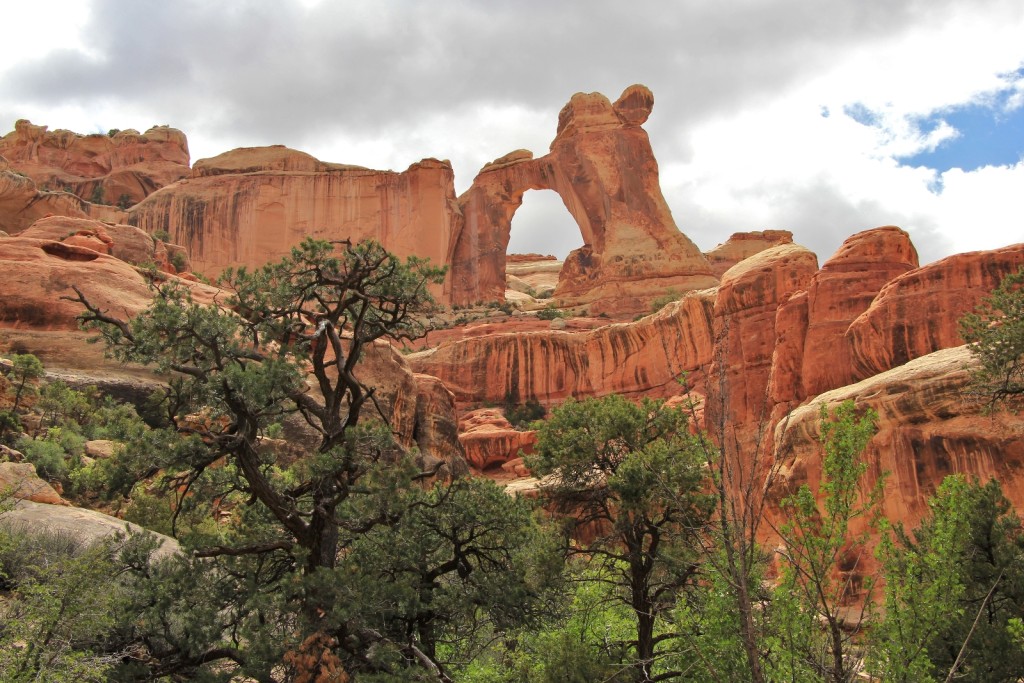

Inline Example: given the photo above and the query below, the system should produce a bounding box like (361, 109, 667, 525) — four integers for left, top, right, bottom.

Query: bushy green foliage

(535, 306, 563, 320)
(773, 401, 881, 682)
(529, 394, 712, 680)
(873, 476, 1024, 682)
(503, 397, 546, 428)
(961, 267, 1024, 411)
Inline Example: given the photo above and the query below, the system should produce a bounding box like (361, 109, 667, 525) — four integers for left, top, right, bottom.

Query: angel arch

(447, 84, 717, 315)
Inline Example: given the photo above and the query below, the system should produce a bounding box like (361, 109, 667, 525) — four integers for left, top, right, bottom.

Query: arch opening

(505, 189, 583, 302)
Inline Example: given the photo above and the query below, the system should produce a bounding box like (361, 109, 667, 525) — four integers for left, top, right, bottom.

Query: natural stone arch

(448, 84, 718, 315)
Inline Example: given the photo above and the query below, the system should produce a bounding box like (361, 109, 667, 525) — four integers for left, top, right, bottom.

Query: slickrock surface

(1, 499, 180, 560)
(0, 236, 219, 330)
(773, 345, 1024, 531)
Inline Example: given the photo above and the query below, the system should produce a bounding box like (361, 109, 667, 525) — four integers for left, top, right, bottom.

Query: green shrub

(15, 435, 68, 481)
(504, 398, 547, 429)
(537, 306, 564, 320)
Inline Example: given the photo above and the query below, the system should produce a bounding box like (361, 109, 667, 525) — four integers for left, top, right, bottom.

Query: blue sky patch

(900, 80, 1024, 172)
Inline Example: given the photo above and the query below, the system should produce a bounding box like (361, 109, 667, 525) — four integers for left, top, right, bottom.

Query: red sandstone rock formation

(18, 216, 186, 272)
(457, 408, 537, 472)
(706, 244, 819, 443)
(452, 85, 718, 314)
(0, 236, 218, 331)
(772, 345, 1024, 535)
(413, 373, 469, 477)
(704, 230, 794, 278)
(128, 149, 460, 294)
(768, 227, 918, 414)
(846, 243, 1024, 380)
(0, 120, 190, 207)
(408, 290, 715, 406)
(0, 157, 93, 233)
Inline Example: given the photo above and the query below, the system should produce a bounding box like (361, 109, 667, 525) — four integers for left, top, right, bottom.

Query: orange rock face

(0, 120, 189, 208)
(452, 85, 718, 314)
(457, 408, 537, 472)
(18, 216, 186, 272)
(768, 227, 919, 412)
(0, 236, 199, 330)
(845, 243, 1024, 380)
(706, 244, 819, 443)
(413, 373, 469, 477)
(408, 290, 715, 406)
(127, 150, 460, 298)
(773, 345, 1024, 533)
(704, 230, 794, 278)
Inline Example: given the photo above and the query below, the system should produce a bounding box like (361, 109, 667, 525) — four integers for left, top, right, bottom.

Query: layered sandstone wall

(409, 289, 716, 406)
(127, 150, 461, 298)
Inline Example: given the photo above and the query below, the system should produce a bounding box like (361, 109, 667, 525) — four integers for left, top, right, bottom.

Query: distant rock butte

(128, 151, 461, 301)
(0, 119, 189, 208)
(3, 85, 720, 314)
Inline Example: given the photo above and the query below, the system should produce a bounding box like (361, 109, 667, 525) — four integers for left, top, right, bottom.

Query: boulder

(1, 499, 179, 560)
(0, 461, 67, 505)
(457, 408, 537, 472)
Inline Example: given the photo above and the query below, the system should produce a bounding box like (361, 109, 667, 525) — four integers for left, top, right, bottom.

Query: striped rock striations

(767, 226, 919, 415)
(846, 242, 1024, 380)
(408, 290, 715, 407)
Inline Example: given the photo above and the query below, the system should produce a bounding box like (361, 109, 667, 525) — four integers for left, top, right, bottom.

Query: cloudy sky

(2, 0, 1022, 265)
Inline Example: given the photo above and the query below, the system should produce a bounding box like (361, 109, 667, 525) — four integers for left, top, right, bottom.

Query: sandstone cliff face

(0, 120, 190, 207)
(768, 227, 919, 413)
(773, 345, 1024, 531)
(706, 244, 819, 443)
(408, 289, 715, 406)
(413, 373, 469, 477)
(128, 150, 460, 297)
(846, 243, 1024, 380)
(452, 85, 718, 314)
